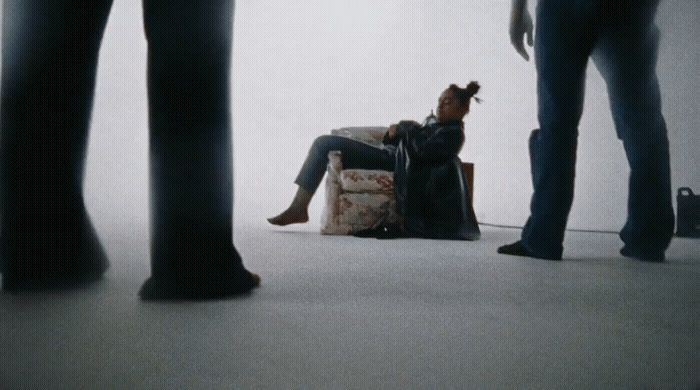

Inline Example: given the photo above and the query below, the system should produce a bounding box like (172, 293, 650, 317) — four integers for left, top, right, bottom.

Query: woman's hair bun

(466, 81, 480, 97)
(448, 81, 482, 108)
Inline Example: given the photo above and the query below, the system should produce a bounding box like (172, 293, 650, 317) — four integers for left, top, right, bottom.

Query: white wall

(2, 0, 698, 233)
(230, 0, 700, 231)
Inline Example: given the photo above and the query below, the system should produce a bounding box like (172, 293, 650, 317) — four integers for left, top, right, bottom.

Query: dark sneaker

(2, 270, 105, 293)
(1, 220, 109, 292)
(620, 246, 665, 262)
(497, 240, 562, 261)
(139, 270, 260, 301)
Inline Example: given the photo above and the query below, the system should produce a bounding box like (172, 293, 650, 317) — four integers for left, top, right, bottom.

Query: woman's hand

(510, 0, 534, 61)
(383, 121, 420, 145)
(386, 124, 398, 139)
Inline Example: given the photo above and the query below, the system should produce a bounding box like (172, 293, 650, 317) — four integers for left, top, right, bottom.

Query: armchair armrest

(330, 127, 388, 146)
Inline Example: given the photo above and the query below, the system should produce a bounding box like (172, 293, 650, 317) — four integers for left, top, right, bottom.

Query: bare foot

(267, 208, 309, 226)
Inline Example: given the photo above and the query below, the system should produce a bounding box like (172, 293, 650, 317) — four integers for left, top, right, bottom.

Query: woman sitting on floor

(268, 82, 481, 240)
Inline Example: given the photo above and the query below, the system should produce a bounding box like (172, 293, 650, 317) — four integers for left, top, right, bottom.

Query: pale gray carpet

(1, 223, 698, 389)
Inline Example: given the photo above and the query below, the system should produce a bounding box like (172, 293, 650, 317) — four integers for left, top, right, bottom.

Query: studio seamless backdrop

(1, 0, 697, 233)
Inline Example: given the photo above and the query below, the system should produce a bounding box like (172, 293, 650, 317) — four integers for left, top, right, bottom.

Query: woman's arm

(383, 120, 421, 146)
(407, 125, 463, 162)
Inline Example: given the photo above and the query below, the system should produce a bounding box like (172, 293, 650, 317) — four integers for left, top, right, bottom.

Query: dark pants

(522, 0, 674, 259)
(295, 135, 395, 192)
(1, 0, 252, 293)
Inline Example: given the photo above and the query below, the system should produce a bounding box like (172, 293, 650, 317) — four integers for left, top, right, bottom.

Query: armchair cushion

(330, 127, 386, 146)
(339, 169, 394, 193)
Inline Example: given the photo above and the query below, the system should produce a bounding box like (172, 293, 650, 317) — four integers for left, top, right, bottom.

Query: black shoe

(354, 224, 408, 239)
(139, 270, 260, 301)
(1, 213, 109, 292)
(376, 224, 409, 239)
(497, 240, 562, 261)
(620, 246, 665, 262)
(2, 269, 105, 293)
(1, 240, 109, 293)
(353, 227, 382, 238)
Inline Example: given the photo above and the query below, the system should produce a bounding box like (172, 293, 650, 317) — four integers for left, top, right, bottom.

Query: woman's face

(436, 89, 468, 123)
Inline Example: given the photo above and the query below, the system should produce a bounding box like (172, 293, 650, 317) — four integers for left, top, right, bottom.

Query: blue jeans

(1, 0, 246, 285)
(522, 0, 674, 259)
(295, 135, 395, 193)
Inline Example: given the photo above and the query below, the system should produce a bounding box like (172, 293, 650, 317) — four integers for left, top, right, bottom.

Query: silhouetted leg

(139, 0, 259, 299)
(519, 0, 596, 260)
(591, 1, 673, 260)
(0, 0, 113, 291)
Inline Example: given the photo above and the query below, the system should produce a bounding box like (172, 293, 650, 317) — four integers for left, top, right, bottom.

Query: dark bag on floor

(676, 187, 700, 238)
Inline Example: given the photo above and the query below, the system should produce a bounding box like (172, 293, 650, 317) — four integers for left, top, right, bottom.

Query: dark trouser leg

(591, 2, 674, 254)
(0, 0, 113, 290)
(140, 0, 257, 299)
(294, 135, 395, 192)
(520, 0, 595, 259)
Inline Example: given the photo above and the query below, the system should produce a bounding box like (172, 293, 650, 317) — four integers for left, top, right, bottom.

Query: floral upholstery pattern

(320, 128, 402, 235)
(339, 170, 394, 193)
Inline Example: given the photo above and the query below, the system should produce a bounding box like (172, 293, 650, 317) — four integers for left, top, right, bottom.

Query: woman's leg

(591, 1, 673, 261)
(268, 135, 394, 225)
(518, 0, 595, 259)
(0, 0, 114, 290)
(140, 0, 259, 299)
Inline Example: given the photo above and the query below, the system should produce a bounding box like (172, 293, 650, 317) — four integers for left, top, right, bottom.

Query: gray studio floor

(0, 223, 698, 389)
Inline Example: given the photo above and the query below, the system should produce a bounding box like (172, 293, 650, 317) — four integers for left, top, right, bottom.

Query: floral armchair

(320, 127, 474, 235)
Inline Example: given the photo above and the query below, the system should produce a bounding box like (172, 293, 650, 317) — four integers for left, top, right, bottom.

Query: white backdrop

(2, 0, 698, 233)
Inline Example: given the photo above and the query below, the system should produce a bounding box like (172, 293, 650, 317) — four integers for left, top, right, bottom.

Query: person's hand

(510, 6, 534, 61)
(386, 124, 398, 139)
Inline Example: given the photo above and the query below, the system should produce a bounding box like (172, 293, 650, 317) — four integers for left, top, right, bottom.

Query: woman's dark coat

(387, 120, 480, 240)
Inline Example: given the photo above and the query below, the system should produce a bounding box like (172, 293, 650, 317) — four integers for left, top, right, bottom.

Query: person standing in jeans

(0, 0, 260, 298)
(498, 0, 674, 261)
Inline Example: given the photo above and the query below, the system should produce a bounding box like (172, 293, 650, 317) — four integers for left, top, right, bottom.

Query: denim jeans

(295, 135, 395, 193)
(0, 0, 245, 284)
(522, 0, 674, 258)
